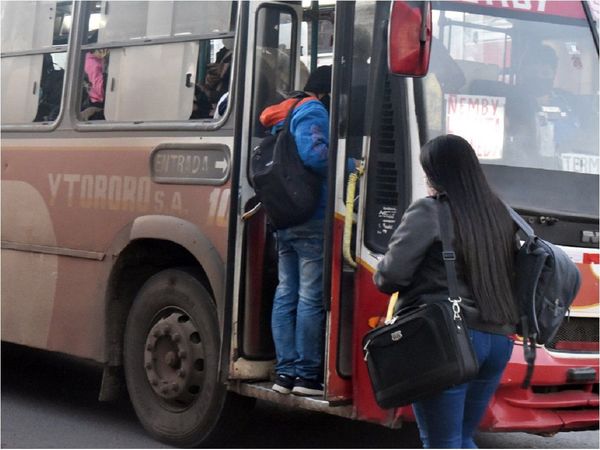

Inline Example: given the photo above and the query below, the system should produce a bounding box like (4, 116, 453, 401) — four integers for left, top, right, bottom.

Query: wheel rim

(143, 309, 205, 409)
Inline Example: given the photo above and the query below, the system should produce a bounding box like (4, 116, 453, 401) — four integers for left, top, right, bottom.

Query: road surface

(2, 343, 598, 448)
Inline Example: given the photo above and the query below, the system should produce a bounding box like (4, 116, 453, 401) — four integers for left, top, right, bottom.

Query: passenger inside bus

(505, 44, 583, 169)
(81, 48, 109, 120)
(191, 40, 233, 120)
(34, 53, 65, 122)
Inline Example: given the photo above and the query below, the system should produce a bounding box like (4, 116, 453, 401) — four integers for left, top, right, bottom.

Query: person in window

(209, 40, 233, 105)
(34, 54, 64, 122)
(191, 40, 233, 119)
(506, 44, 581, 168)
(258, 65, 333, 397)
(374, 134, 518, 449)
(81, 48, 108, 120)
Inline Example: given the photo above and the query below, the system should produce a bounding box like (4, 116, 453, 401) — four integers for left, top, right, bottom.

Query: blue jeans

(271, 219, 325, 381)
(412, 330, 514, 449)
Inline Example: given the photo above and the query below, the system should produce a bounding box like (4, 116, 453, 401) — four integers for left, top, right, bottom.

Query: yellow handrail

(343, 162, 364, 268)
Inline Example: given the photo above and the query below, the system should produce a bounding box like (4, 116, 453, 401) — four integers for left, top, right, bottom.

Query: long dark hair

(420, 134, 518, 325)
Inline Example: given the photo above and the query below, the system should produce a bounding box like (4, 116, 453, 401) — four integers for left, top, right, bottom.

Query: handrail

(342, 162, 364, 268)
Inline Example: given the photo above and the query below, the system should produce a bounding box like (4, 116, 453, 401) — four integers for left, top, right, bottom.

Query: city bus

(1, 0, 598, 446)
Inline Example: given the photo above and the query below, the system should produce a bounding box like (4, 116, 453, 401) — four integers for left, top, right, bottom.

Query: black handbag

(362, 199, 479, 409)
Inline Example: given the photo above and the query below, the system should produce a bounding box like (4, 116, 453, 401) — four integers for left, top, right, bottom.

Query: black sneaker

(272, 374, 295, 394)
(291, 378, 323, 396)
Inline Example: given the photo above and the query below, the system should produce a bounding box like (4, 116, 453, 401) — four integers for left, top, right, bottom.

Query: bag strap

(281, 97, 306, 133)
(506, 204, 535, 237)
(504, 203, 538, 388)
(437, 196, 464, 321)
(437, 197, 460, 300)
(521, 318, 537, 389)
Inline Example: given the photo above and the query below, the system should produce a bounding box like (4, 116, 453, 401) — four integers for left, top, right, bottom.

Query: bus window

(420, 2, 599, 227)
(300, 6, 334, 70)
(78, 1, 236, 123)
(90, 1, 232, 43)
(0, 1, 72, 125)
(102, 42, 199, 122)
(425, 5, 599, 175)
(346, 3, 375, 156)
(34, 53, 66, 122)
(191, 39, 234, 120)
(251, 6, 297, 137)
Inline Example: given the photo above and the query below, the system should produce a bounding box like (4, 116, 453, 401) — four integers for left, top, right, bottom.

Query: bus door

(324, 0, 374, 404)
(328, 0, 434, 422)
(231, 1, 352, 398)
(230, 1, 306, 380)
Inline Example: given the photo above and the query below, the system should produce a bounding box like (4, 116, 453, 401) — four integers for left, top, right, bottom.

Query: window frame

(252, 3, 299, 101)
(0, 1, 74, 132)
(71, 0, 241, 132)
(246, 2, 299, 141)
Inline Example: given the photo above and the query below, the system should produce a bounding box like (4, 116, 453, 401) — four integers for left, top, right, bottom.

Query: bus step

(234, 381, 353, 419)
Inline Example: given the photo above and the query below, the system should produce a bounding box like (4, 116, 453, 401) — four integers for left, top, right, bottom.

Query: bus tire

(123, 268, 253, 447)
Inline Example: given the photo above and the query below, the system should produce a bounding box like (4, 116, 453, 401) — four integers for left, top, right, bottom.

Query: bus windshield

(420, 1, 599, 217)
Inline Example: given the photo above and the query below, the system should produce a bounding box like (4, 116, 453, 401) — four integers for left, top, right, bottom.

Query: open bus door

(229, 0, 360, 406)
(230, 0, 309, 381)
(325, 0, 433, 421)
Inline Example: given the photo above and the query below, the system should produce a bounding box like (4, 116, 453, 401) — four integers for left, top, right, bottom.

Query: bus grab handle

(343, 162, 364, 268)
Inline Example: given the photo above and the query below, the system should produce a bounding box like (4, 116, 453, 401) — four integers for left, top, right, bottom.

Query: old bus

(1, 0, 598, 446)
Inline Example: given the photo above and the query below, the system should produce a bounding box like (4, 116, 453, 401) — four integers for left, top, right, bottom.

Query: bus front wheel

(123, 268, 252, 447)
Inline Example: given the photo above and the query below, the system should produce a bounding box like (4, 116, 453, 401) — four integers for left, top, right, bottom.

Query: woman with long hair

(374, 134, 518, 448)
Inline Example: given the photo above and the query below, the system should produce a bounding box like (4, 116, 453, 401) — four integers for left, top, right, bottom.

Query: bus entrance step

(235, 381, 353, 419)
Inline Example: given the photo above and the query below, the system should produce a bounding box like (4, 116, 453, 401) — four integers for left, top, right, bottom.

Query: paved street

(2, 343, 598, 449)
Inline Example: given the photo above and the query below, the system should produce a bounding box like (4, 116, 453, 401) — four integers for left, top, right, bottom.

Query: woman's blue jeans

(412, 330, 514, 449)
(271, 219, 325, 381)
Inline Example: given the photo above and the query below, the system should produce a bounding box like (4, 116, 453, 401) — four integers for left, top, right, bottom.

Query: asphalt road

(2, 342, 598, 449)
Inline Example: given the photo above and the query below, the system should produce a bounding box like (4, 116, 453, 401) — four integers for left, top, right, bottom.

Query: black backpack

(250, 97, 322, 230)
(509, 207, 582, 388)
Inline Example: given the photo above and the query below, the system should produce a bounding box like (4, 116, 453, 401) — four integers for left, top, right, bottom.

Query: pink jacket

(84, 52, 105, 103)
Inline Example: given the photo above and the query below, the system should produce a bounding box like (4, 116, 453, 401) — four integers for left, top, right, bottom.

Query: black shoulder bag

(362, 199, 479, 409)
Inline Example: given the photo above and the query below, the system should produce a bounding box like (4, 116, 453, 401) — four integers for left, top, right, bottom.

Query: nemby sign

(445, 94, 505, 160)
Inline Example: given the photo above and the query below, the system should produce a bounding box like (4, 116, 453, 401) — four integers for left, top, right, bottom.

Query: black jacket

(374, 196, 517, 335)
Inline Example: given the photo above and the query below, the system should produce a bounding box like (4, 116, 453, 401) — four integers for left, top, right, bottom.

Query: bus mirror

(388, 1, 432, 77)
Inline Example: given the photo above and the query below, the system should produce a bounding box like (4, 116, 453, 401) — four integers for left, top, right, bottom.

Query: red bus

(1, 0, 598, 446)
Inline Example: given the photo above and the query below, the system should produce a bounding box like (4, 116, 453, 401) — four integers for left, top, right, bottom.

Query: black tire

(123, 268, 254, 447)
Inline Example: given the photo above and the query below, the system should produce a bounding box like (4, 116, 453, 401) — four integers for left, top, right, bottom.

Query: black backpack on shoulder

(509, 207, 582, 388)
(250, 97, 322, 230)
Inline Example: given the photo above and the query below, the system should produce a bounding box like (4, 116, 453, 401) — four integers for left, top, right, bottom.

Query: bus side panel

(2, 178, 59, 350)
(1, 140, 231, 362)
